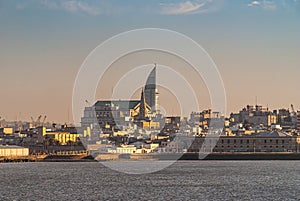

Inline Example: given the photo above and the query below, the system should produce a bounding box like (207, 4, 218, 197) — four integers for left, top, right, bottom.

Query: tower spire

(137, 88, 147, 120)
(144, 64, 157, 113)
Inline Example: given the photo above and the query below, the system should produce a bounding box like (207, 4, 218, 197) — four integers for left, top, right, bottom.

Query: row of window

(218, 139, 290, 144)
(192, 139, 294, 147)
(215, 145, 291, 148)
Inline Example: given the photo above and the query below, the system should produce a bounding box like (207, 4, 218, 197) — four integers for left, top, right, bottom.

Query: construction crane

(17, 121, 22, 132)
(30, 117, 35, 127)
(0, 116, 6, 128)
(42, 115, 47, 127)
(36, 115, 42, 127)
(291, 104, 296, 115)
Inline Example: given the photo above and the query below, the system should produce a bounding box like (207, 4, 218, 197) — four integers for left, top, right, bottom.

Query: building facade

(188, 134, 299, 153)
(81, 100, 140, 132)
(297, 111, 300, 131)
(0, 146, 29, 157)
(230, 105, 277, 127)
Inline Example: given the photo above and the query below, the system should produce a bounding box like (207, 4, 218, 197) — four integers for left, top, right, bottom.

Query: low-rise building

(37, 126, 80, 145)
(116, 145, 137, 154)
(188, 131, 299, 153)
(0, 145, 29, 157)
(81, 100, 141, 132)
(0, 128, 13, 135)
(230, 105, 277, 127)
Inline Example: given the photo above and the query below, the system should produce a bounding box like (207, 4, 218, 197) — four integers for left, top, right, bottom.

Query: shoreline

(2, 152, 300, 163)
(95, 152, 300, 161)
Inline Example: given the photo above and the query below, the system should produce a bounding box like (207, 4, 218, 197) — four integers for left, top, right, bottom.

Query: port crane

(30, 117, 35, 127)
(36, 115, 42, 126)
(291, 104, 296, 116)
(31, 115, 46, 127)
(42, 115, 47, 127)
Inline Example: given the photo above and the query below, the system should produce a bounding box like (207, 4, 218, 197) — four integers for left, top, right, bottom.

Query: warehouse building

(0, 145, 29, 157)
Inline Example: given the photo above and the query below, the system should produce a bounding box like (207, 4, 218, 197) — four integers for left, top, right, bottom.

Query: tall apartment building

(144, 66, 158, 113)
(297, 111, 300, 131)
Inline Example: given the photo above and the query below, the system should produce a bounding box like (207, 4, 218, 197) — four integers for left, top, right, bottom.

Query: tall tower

(145, 64, 157, 113)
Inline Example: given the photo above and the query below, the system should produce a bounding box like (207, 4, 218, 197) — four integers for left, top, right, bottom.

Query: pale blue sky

(0, 0, 300, 122)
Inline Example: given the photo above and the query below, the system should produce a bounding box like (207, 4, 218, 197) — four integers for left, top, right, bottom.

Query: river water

(0, 161, 299, 201)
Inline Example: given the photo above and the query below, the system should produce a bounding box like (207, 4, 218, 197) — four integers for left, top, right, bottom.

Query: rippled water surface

(0, 161, 299, 201)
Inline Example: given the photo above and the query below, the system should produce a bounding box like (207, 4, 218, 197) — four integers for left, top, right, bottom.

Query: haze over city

(1, 0, 300, 123)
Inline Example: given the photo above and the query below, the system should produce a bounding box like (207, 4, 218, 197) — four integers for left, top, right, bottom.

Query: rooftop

(253, 131, 292, 137)
(0, 145, 27, 149)
(94, 100, 140, 109)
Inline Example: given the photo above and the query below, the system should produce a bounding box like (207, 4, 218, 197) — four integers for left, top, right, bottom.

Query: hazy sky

(0, 0, 300, 123)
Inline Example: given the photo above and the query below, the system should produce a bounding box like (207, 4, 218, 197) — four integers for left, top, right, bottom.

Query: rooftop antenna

(255, 96, 258, 106)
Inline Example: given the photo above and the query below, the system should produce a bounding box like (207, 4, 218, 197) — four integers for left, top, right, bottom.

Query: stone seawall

(90, 152, 300, 161)
(158, 152, 300, 160)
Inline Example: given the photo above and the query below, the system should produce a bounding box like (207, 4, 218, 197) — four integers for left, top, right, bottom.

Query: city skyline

(1, 0, 300, 122)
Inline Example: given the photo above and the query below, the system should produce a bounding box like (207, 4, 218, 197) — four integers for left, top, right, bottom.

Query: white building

(0, 146, 29, 157)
